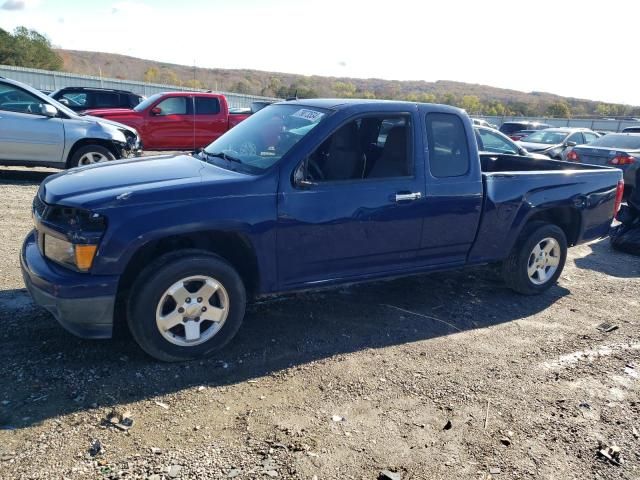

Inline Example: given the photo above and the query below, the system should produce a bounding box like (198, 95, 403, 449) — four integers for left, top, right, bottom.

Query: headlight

(44, 235, 98, 271)
(37, 204, 106, 272)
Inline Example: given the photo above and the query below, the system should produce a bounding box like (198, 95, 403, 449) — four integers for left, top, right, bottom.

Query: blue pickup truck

(21, 100, 624, 361)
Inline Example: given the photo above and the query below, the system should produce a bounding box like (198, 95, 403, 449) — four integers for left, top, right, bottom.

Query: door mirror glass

(566, 141, 577, 147)
(40, 104, 58, 117)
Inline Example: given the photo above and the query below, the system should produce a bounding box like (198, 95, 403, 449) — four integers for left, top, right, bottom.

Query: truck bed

(470, 154, 622, 264)
(480, 153, 616, 173)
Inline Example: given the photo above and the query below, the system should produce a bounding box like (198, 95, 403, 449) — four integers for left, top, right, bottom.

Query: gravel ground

(0, 166, 639, 480)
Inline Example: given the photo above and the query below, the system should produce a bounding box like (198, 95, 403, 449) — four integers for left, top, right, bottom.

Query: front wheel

(502, 222, 567, 295)
(127, 250, 246, 362)
(68, 145, 115, 168)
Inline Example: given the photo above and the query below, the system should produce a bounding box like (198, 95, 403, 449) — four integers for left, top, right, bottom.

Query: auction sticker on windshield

(291, 109, 324, 122)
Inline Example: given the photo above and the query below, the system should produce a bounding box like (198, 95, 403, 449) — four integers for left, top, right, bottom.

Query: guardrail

(0, 65, 279, 108)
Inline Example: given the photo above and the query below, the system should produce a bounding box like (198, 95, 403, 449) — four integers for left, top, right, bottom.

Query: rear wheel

(68, 145, 115, 168)
(502, 222, 567, 295)
(127, 250, 246, 362)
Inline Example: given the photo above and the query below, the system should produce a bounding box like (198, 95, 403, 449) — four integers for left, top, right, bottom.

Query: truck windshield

(134, 93, 162, 111)
(203, 104, 329, 173)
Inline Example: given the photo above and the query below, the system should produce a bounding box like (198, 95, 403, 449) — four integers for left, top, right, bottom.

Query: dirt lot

(0, 167, 639, 480)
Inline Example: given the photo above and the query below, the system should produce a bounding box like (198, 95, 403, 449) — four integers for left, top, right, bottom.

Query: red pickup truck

(84, 92, 249, 151)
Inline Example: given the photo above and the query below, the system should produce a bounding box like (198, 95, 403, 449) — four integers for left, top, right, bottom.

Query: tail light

(608, 154, 636, 165)
(566, 150, 579, 162)
(614, 180, 624, 214)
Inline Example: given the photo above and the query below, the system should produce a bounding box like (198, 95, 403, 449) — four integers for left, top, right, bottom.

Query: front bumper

(20, 231, 119, 339)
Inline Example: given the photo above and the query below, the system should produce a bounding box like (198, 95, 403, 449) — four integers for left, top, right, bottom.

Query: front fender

(90, 193, 278, 290)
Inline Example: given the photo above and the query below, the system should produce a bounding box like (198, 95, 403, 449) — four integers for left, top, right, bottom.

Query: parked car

(499, 121, 551, 140)
(509, 129, 537, 142)
(567, 133, 640, 196)
(622, 126, 640, 134)
(0, 77, 140, 168)
(472, 118, 498, 129)
(51, 87, 144, 112)
(517, 128, 600, 160)
(475, 126, 549, 160)
(21, 99, 623, 361)
(83, 92, 250, 151)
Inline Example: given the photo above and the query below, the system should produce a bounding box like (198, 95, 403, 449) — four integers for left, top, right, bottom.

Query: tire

(68, 145, 115, 168)
(127, 250, 246, 362)
(502, 222, 567, 295)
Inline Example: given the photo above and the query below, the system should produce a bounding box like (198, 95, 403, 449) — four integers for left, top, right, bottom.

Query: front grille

(33, 195, 47, 217)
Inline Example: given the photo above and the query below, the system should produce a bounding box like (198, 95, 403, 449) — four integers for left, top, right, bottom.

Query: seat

(369, 126, 408, 178)
(321, 122, 362, 180)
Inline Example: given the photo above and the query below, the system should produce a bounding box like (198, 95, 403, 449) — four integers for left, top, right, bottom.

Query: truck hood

(82, 108, 138, 118)
(39, 154, 246, 208)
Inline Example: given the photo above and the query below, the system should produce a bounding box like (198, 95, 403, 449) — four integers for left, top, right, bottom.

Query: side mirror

(566, 141, 577, 147)
(150, 107, 162, 115)
(40, 104, 58, 118)
(518, 147, 528, 156)
(58, 98, 70, 106)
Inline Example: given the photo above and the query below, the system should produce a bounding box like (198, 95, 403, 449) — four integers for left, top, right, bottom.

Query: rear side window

(94, 92, 121, 108)
(426, 113, 470, 178)
(583, 132, 599, 143)
(61, 92, 87, 107)
(195, 97, 220, 114)
(499, 123, 524, 135)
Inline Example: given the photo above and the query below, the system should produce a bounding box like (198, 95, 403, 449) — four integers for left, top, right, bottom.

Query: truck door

(276, 112, 428, 288)
(145, 95, 193, 150)
(193, 97, 227, 149)
(418, 111, 483, 265)
(0, 82, 64, 164)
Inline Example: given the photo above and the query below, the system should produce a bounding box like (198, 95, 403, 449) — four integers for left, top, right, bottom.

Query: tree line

(0, 27, 63, 71)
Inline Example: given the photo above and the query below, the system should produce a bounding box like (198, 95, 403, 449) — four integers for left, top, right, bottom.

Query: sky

(1, 0, 638, 105)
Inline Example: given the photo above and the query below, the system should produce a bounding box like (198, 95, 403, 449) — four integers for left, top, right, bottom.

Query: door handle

(395, 192, 422, 202)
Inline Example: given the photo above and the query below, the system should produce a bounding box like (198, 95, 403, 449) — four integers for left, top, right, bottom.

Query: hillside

(57, 49, 639, 118)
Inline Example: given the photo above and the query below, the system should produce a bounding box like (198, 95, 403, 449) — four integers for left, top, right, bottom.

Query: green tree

(333, 81, 356, 98)
(232, 79, 252, 94)
(460, 95, 482, 114)
(0, 27, 62, 70)
(546, 101, 571, 118)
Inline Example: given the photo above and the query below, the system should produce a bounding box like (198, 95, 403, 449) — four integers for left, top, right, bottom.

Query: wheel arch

(66, 139, 121, 168)
(116, 230, 261, 306)
(524, 206, 581, 246)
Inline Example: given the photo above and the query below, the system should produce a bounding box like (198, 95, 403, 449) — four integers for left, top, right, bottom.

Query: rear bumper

(20, 231, 119, 339)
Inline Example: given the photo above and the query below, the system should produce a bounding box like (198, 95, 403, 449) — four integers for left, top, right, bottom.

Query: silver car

(517, 127, 600, 160)
(475, 126, 550, 160)
(0, 77, 140, 168)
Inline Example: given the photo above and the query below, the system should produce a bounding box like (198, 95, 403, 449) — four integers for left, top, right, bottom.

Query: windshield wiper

(201, 150, 242, 164)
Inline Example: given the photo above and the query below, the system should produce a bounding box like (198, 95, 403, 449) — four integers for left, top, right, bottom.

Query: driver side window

(303, 115, 412, 182)
(0, 83, 45, 115)
(155, 97, 187, 115)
